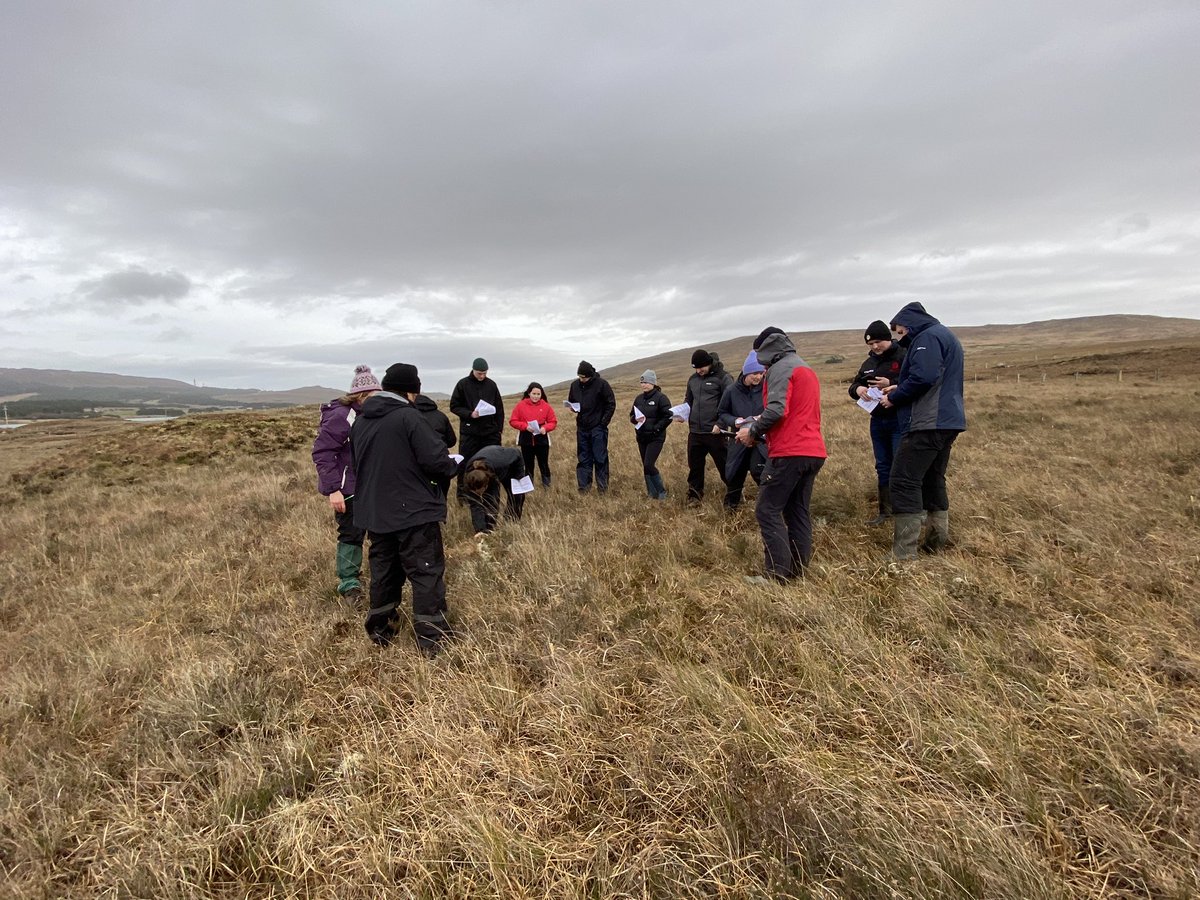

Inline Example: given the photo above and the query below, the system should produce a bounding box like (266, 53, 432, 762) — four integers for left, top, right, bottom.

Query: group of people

(311, 302, 966, 654)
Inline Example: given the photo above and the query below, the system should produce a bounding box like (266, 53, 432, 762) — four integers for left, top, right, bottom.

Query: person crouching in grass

(462, 445, 527, 536)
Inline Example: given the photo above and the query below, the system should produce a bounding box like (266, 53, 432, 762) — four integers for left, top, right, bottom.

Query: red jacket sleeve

(509, 400, 529, 432)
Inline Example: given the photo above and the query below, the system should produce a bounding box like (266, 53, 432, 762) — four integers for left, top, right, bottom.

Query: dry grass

(1, 348, 1198, 898)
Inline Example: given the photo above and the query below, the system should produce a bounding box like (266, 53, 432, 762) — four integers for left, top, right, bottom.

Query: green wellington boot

(336, 542, 363, 596)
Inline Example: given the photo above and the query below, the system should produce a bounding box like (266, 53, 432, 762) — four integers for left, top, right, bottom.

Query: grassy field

(1, 334, 1198, 898)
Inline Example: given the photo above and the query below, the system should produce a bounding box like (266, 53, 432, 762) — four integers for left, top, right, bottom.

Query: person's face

(866, 338, 892, 356)
(529, 387, 543, 402)
(640, 381, 654, 393)
(891, 324, 908, 341)
(578, 374, 591, 383)
(744, 371, 764, 387)
(472, 369, 488, 381)
(694, 364, 711, 377)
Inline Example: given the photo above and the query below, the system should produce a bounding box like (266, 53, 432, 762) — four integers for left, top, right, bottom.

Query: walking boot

(542, 474, 551, 488)
(336, 542, 363, 596)
(644, 474, 657, 499)
(890, 513, 924, 561)
(921, 510, 950, 553)
(865, 487, 892, 526)
(650, 473, 668, 500)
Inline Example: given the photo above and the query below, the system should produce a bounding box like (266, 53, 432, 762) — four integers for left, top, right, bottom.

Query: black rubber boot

(865, 487, 892, 526)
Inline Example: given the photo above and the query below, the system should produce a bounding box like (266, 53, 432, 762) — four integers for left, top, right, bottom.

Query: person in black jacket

(567, 361, 616, 493)
(629, 369, 673, 499)
(718, 351, 768, 510)
(351, 362, 459, 654)
(414, 394, 456, 497)
(449, 357, 504, 499)
(683, 349, 734, 503)
(848, 320, 907, 525)
(462, 445, 527, 534)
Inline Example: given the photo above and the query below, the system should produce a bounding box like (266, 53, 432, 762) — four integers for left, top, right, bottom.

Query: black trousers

(723, 446, 766, 509)
(889, 429, 958, 515)
(467, 483, 524, 534)
(636, 433, 666, 478)
(754, 455, 824, 579)
(520, 441, 551, 483)
(364, 521, 447, 641)
(686, 432, 728, 501)
(334, 495, 365, 545)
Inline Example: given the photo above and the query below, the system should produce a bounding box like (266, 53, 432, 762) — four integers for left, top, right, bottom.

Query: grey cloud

(77, 266, 192, 305)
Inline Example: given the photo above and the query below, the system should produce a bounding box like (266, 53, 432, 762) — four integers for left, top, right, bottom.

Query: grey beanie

(639, 369, 658, 385)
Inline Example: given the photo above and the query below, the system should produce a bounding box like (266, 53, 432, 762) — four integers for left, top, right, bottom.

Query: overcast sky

(3, 2, 1197, 394)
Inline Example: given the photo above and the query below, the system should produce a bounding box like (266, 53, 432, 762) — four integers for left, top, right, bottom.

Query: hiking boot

(890, 513, 924, 561)
(541, 475, 551, 488)
(341, 586, 364, 606)
(865, 488, 892, 526)
(921, 510, 950, 553)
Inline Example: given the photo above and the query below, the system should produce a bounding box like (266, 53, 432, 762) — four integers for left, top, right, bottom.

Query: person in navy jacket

(880, 302, 967, 559)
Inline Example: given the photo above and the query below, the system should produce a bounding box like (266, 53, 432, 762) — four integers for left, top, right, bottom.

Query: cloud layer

(2, 2, 1197, 392)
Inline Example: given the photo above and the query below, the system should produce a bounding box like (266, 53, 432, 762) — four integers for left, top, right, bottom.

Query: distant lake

(0, 423, 28, 430)
(128, 416, 179, 423)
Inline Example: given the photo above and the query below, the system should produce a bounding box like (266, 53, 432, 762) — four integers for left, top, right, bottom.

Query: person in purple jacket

(311, 364, 381, 602)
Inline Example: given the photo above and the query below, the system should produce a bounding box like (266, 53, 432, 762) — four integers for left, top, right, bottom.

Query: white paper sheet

(857, 386, 885, 413)
(669, 402, 691, 421)
(528, 420, 542, 435)
(449, 453, 464, 464)
(633, 408, 646, 430)
(510, 476, 535, 495)
(474, 399, 497, 416)
(564, 401, 581, 412)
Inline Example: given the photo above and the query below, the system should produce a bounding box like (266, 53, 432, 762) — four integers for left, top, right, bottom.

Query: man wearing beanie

(683, 348, 734, 503)
(351, 362, 459, 654)
(736, 329, 827, 581)
(879, 302, 966, 560)
(717, 350, 767, 510)
(449, 357, 504, 500)
(568, 360, 616, 493)
(848, 320, 907, 525)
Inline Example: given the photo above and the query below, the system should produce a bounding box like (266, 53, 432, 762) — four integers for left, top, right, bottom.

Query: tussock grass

(1, 367, 1197, 898)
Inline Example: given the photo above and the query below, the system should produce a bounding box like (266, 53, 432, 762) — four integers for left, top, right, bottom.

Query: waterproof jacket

(748, 333, 827, 459)
(414, 394, 456, 449)
(450, 373, 505, 441)
(466, 445, 527, 483)
(719, 373, 768, 477)
(685, 357, 734, 433)
(351, 392, 459, 533)
(630, 386, 673, 440)
(848, 343, 906, 420)
(888, 302, 966, 433)
(509, 397, 558, 448)
(312, 399, 360, 496)
(568, 376, 616, 431)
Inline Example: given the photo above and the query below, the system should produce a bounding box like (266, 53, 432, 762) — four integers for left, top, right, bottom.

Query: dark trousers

(723, 446, 766, 509)
(364, 521, 447, 642)
(456, 432, 500, 493)
(890, 429, 958, 514)
(576, 427, 609, 491)
(686, 432, 728, 501)
(334, 495, 365, 545)
(636, 433, 666, 478)
(520, 441, 551, 484)
(754, 455, 825, 579)
(869, 415, 902, 488)
(467, 483, 524, 534)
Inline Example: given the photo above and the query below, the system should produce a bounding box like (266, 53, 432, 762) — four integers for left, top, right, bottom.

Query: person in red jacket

(508, 382, 558, 487)
(736, 327, 828, 581)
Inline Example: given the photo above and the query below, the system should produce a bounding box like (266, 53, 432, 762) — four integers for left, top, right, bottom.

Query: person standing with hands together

(509, 382, 557, 487)
(849, 320, 906, 525)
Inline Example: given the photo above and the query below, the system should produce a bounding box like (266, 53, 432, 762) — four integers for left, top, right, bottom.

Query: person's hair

(338, 390, 374, 406)
(463, 460, 496, 494)
(523, 381, 546, 400)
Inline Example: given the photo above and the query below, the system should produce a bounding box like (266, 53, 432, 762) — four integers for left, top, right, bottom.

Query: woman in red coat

(509, 382, 558, 487)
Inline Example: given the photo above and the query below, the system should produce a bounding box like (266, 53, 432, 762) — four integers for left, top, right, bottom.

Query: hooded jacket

(414, 394, 456, 449)
(630, 385, 673, 439)
(312, 399, 359, 496)
(748, 333, 827, 459)
(685, 355, 734, 433)
(509, 396, 558, 447)
(350, 392, 459, 533)
(848, 342, 906, 420)
(888, 302, 966, 433)
(568, 375, 616, 431)
(719, 372, 768, 475)
(449, 373, 505, 441)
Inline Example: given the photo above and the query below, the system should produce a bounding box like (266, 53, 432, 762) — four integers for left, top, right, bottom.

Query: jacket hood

(318, 400, 348, 422)
(755, 331, 797, 367)
(360, 392, 410, 419)
(412, 394, 439, 411)
(890, 301, 940, 337)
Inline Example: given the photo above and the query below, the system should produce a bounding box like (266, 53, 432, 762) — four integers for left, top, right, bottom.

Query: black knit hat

(691, 349, 713, 368)
(381, 362, 421, 394)
(864, 320, 891, 342)
(472, 357, 488, 372)
(752, 326, 786, 350)
(577, 360, 597, 378)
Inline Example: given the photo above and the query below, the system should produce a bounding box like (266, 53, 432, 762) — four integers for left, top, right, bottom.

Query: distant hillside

(547, 314, 1200, 395)
(0, 368, 342, 408)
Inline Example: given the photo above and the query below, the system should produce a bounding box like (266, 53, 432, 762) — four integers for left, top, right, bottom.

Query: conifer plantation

(2, 331, 1198, 898)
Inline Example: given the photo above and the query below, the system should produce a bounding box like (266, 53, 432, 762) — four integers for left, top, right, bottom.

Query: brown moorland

(1, 318, 1198, 898)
